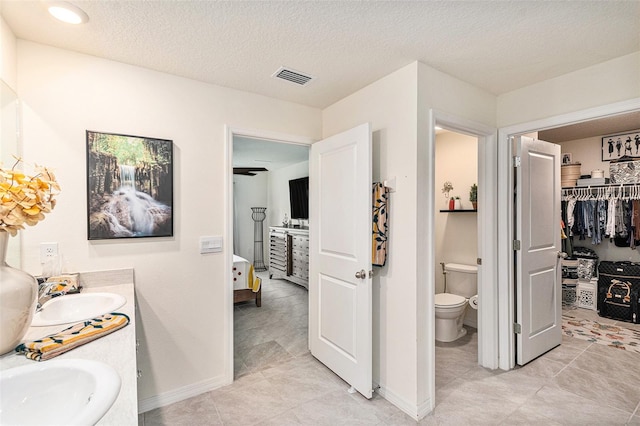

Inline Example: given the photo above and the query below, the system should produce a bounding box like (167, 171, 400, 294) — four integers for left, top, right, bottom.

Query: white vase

(0, 232, 37, 355)
(454, 199, 462, 210)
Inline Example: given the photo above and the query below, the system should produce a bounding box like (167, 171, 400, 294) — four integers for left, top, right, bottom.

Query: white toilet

(435, 263, 478, 342)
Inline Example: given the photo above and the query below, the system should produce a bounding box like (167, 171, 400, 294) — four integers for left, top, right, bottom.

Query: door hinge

(476, 258, 482, 265)
(514, 323, 522, 334)
(513, 240, 521, 250)
(513, 156, 521, 167)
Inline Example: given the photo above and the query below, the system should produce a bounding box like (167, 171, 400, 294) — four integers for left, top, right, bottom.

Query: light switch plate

(200, 236, 222, 254)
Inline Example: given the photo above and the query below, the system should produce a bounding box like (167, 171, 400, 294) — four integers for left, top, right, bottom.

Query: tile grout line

(628, 399, 640, 424)
(552, 342, 589, 378)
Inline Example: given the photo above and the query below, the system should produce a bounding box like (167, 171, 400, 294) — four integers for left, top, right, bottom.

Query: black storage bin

(597, 261, 640, 323)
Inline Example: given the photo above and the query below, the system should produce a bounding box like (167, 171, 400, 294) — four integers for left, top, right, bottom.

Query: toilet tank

(444, 263, 477, 298)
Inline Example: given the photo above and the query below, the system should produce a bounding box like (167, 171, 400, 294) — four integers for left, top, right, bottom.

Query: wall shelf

(439, 209, 477, 213)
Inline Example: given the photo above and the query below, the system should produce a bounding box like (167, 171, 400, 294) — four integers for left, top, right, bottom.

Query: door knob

(355, 269, 366, 279)
(557, 251, 568, 259)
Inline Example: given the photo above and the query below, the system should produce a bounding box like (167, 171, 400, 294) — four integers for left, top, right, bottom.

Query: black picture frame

(86, 130, 173, 240)
(602, 130, 640, 161)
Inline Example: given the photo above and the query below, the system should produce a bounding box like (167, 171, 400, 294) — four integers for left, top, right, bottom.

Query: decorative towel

(372, 182, 389, 267)
(15, 313, 130, 361)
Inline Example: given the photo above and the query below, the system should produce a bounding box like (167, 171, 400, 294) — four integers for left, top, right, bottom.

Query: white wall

(267, 160, 309, 229)
(323, 61, 496, 417)
(558, 135, 640, 262)
(17, 40, 321, 405)
(497, 52, 640, 127)
(232, 172, 268, 262)
(434, 131, 478, 294)
(0, 17, 20, 268)
(0, 16, 16, 90)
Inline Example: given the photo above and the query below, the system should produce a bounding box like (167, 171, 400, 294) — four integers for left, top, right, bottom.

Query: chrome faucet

(36, 281, 62, 312)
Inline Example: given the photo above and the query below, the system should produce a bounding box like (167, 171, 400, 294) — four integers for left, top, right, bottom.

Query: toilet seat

(435, 293, 467, 308)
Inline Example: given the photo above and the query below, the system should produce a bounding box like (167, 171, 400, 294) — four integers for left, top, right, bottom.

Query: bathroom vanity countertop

(0, 269, 137, 426)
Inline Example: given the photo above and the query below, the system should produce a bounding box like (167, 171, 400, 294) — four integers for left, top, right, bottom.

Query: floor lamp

(251, 207, 267, 271)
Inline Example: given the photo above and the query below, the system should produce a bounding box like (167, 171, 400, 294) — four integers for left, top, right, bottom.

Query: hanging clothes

(606, 198, 616, 237)
(561, 185, 640, 250)
(561, 201, 573, 256)
(592, 200, 603, 245)
(615, 200, 628, 240)
(633, 200, 640, 245)
(572, 201, 585, 240)
(567, 198, 576, 237)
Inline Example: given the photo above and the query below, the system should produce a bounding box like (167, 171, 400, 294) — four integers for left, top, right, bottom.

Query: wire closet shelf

(561, 183, 640, 201)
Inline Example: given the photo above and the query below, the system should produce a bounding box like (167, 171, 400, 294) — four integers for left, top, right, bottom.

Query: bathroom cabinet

(0, 269, 138, 425)
(269, 227, 309, 288)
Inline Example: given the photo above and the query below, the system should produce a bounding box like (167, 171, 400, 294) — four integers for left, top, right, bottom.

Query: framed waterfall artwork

(86, 130, 174, 240)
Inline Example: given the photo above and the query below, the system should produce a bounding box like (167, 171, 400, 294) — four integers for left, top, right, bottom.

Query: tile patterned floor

(142, 279, 640, 425)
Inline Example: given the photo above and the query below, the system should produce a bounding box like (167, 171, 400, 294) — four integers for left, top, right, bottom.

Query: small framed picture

(562, 153, 572, 164)
(602, 131, 640, 161)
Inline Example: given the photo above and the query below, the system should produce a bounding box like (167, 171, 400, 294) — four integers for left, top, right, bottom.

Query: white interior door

(515, 136, 562, 365)
(309, 123, 373, 398)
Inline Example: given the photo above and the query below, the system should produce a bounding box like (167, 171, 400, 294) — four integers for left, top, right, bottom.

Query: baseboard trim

(464, 317, 478, 329)
(416, 396, 433, 420)
(138, 374, 230, 414)
(374, 382, 433, 420)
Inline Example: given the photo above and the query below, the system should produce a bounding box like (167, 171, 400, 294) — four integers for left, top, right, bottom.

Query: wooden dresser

(269, 226, 309, 288)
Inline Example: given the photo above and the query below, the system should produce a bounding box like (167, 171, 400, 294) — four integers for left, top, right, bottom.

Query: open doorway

(433, 129, 480, 390)
(426, 111, 498, 412)
(497, 102, 640, 370)
(228, 130, 312, 379)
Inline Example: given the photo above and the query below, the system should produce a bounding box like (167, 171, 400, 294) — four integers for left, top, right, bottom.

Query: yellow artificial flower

(0, 157, 60, 236)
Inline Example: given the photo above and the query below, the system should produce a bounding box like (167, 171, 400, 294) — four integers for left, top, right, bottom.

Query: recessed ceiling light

(47, 1, 89, 24)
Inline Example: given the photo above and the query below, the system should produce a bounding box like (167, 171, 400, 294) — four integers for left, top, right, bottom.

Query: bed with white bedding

(233, 255, 261, 306)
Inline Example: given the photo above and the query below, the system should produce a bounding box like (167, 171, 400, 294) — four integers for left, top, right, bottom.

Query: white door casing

(515, 136, 562, 365)
(225, 126, 315, 385)
(309, 123, 373, 398)
(498, 99, 640, 371)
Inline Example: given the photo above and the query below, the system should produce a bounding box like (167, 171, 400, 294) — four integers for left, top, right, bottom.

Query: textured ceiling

(2, 1, 639, 109)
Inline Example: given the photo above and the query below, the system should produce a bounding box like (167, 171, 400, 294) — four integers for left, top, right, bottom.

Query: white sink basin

(0, 359, 121, 426)
(31, 293, 126, 327)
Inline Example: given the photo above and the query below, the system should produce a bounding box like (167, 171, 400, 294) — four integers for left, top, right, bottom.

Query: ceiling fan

(233, 167, 268, 176)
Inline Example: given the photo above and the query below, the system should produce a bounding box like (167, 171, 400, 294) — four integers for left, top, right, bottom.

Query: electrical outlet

(40, 242, 59, 263)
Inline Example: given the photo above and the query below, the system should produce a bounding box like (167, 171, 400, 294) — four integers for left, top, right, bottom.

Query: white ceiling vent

(272, 67, 315, 86)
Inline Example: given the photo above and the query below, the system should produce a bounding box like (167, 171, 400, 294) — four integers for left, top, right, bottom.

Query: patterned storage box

(562, 285, 577, 306)
(610, 160, 640, 184)
(577, 258, 596, 280)
(577, 279, 597, 311)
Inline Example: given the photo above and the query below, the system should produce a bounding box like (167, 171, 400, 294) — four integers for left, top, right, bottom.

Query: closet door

(515, 136, 562, 365)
